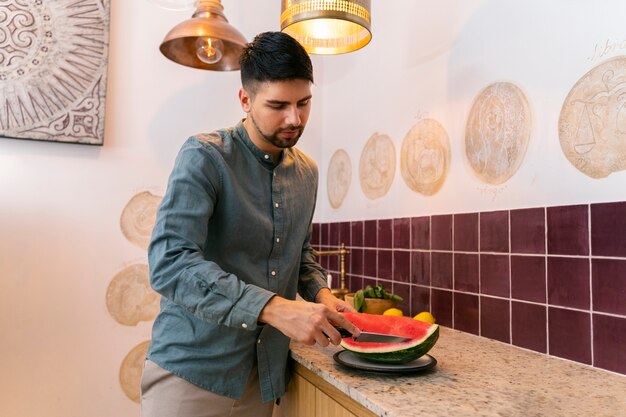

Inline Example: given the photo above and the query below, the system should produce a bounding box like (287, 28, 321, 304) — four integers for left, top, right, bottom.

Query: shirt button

(264, 155, 270, 160)
(241, 323, 248, 329)
(271, 270, 277, 276)
(276, 238, 280, 243)
(258, 339, 262, 344)
(274, 203, 279, 208)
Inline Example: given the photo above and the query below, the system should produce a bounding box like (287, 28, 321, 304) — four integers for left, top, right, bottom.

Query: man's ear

(239, 88, 252, 112)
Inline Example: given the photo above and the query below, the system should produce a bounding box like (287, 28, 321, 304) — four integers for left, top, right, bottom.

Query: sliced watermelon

(340, 311, 439, 364)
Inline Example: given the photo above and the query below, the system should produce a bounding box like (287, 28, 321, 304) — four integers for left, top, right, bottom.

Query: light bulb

(196, 37, 224, 65)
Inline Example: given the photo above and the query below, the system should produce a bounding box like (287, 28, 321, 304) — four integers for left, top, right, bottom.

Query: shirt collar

(235, 119, 285, 168)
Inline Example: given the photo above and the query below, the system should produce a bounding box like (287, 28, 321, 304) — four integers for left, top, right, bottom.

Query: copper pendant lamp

(280, 0, 372, 55)
(159, 0, 247, 71)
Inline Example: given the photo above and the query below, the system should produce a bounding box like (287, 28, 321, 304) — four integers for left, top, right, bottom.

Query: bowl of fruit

(344, 284, 403, 315)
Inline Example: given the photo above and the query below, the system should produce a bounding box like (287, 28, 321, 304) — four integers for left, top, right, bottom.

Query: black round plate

(333, 350, 437, 374)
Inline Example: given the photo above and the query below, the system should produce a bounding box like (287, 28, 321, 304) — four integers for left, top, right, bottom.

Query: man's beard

(249, 112, 304, 149)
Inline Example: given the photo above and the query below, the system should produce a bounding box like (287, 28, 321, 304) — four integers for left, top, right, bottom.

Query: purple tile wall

(454, 213, 478, 252)
(313, 201, 626, 375)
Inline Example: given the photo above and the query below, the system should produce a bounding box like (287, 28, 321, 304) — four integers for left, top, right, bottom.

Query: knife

(335, 327, 412, 344)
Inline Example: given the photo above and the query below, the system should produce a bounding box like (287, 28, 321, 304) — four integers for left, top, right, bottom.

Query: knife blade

(335, 327, 412, 344)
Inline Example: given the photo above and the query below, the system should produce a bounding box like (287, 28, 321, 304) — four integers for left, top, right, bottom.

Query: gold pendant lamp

(280, 0, 372, 55)
(159, 0, 247, 71)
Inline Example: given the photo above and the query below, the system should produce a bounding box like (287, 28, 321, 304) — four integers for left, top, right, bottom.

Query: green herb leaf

(354, 289, 365, 312)
(355, 284, 403, 302)
(374, 284, 383, 298)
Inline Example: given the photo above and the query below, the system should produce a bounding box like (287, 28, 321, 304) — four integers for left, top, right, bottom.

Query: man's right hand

(258, 296, 360, 347)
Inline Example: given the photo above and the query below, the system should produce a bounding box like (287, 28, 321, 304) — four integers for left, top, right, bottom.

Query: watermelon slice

(340, 311, 439, 364)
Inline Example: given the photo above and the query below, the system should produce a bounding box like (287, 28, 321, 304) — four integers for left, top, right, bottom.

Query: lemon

(382, 308, 403, 317)
(413, 311, 436, 324)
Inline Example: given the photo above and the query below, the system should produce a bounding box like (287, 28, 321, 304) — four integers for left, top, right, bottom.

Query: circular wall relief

(119, 340, 150, 403)
(106, 264, 160, 326)
(359, 133, 396, 200)
(559, 55, 626, 178)
(0, 0, 110, 144)
(120, 191, 162, 250)
(327, 149, 352, 209)
(465, 81, 531, 184)
(400, 118, 451, 196)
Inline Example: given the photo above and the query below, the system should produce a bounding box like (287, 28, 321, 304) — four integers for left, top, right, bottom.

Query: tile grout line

(334, 244, 626, 261)
(347, 274, 626, 317)
(587, 204, 596, 366)
(508, 210, 513, 345)
(477, 213, 482, 337)
(406, 219, 412, 315)
(422, 218, 430, 316)
(451, 215, 456, 330)
(375, 220, 378, 287)
(429, 216, 433, 317)
(338, 231, 626, 260)
(543, 207, 550, 355)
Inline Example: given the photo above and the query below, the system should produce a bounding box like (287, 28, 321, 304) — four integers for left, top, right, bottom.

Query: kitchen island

(273, 327, 626, 417)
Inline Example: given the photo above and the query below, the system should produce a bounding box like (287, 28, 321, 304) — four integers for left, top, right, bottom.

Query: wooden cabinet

(316, 390, 358, 417)
(274, 366, 317, 417)
(273, 362, 376, 417)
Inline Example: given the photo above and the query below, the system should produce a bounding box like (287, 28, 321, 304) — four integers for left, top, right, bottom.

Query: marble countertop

(288, 327, 626, 417)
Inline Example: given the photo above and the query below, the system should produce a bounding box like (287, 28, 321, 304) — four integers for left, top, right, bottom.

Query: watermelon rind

(339, 313, 440, 364)
(346, 326, 439, 364)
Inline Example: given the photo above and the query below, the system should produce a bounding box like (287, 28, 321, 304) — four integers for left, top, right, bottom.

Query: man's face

(239, 79, 312, 151)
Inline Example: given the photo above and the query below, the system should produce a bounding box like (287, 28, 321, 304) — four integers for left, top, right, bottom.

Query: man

(140, 31, 360, 417)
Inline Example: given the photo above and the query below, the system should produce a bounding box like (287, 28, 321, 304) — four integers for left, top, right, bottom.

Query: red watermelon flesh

(340, 311, 439, 363)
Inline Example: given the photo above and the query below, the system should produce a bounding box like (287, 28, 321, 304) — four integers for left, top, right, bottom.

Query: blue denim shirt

(147, 121, 327, 403)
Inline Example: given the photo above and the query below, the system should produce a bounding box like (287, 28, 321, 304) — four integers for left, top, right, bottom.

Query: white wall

(1, 1, 625, 416)
(0, 1, 315, 416)
(317, 0, 626, 221)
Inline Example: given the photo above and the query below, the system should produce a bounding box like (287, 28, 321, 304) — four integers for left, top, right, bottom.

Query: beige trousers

(140, 360, 274, 417)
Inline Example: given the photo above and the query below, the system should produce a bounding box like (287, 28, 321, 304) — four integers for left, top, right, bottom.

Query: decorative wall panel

(0, 0, 110, 145)
(327, 149, 352, 209)
(559, 56, 626, 178)
(400, 118, 451, 196)
(359, 132, 396, 200)
(465, 82, 531, 184)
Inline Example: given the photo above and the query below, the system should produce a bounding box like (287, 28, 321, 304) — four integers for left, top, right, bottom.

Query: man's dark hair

(239, 31, 313, 94)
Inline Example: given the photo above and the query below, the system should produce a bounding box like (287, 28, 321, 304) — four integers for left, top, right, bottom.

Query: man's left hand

(315, 288, 355, 312)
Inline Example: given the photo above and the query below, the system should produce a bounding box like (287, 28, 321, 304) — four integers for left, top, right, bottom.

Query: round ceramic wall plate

(120, 191, 162, 250)
(559, 55, 626, 179)
(333, 351, 437, 374)
(327, 149, 352, 209)
(119, 340, 151, 403)
(465, 81, 531, 185)
(400, 118, 451, 196)
(106, 264, 160, 326)
(359, 133, 396, 200)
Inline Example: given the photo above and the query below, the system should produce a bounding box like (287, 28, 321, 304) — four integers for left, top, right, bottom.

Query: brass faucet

(313, 242, 350, 300)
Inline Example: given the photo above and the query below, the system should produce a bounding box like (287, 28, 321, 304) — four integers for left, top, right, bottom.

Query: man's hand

(258, 295, 360, 347)
(315, 288, 356, 313)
